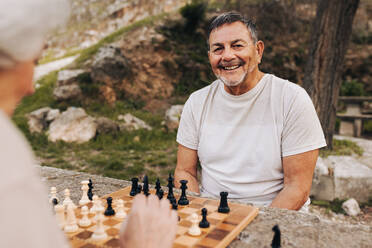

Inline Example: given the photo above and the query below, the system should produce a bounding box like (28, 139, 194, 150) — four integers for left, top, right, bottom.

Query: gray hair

(0, 0, 70, 68)
(207, 12, 258, 48)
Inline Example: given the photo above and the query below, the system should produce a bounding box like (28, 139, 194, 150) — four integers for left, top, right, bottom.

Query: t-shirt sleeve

(281, 87, 327, 157)
(176, 96, 198, 150)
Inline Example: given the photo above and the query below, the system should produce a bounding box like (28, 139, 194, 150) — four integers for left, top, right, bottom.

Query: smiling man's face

(208, 21, 262, 87)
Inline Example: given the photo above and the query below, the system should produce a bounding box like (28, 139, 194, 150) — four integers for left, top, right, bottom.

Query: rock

(91, 45, 131, 87)
(48, 107, 97, 143)
(165, 105, 184, 130)
(53, 84, 82, 101)
(46, 109, 61, 122)
(56, 69, 85, 86)
(95, 117, 119, 135)
(342, 198, 361, 216)
(118, 113, 152, 131)
(26, 107, 52, 133)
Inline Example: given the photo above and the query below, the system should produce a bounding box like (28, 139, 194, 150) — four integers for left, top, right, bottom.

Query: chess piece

(167, 173, 175, 201)
(54, 204, 65, 228)
(171, 198, 178, 210)
(63, 189, 76, 209)
(90, 195, 100, 214)
(87, 179, 93, 201)
(116, 199, 127, 219)
(130, 178, 139, 196)
(49, 186, 59, 205)
(79, 206, 91, 227)
(104, 197, 115, 216)
(157, 188, 164, 200)
(271, 224, 281, 248)
(188, 213, 201, 236)
(79, 180, 90, 205)
(64, 202, 78, 233)
(199, 208, 210, 228)
(142, 175, 150, 196)
(178, 180, 189, 205)
(218, 191, 230, 213)
(91, 206, 107, 240)
(155, 178, 161, 195)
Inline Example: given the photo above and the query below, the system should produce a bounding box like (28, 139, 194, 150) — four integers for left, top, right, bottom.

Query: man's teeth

(224, 65, 239, 70)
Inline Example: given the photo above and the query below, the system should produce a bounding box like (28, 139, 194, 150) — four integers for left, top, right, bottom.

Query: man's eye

(233, 44, 243, 48)
(213, 47, 222, 52)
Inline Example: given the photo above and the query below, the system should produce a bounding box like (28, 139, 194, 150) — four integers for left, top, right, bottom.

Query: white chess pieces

(79, 180, 90, 205)
(63, 189, 76, 209)
(64, 202, 78, 233)
(78, 206, 91, 227)
(90, 195, 100, 214)
(49, 187, 59, 204)
(54, 204, 65, 228)
(115, 199, 126, 219)
(188, 213, 201, 236)
(91, 205, 107, 240)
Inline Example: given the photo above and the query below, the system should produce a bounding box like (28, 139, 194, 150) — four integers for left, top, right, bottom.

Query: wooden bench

(337, 96, 372, 137)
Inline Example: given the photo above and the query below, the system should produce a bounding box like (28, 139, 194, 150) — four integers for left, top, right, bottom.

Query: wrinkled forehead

(208, 21, 253, 46)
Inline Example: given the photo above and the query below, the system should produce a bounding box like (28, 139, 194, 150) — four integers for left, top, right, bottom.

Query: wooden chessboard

(63, 186, 259, 248)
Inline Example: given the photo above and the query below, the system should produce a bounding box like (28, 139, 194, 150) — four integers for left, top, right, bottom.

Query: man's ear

(256, 40, 264, 64)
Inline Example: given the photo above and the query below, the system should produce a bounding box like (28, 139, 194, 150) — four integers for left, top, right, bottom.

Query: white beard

(218, 71, 247, 87)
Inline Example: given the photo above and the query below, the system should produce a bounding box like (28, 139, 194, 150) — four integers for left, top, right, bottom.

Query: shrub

(180, 0, 207, 33)
(340, 80, 365, 96)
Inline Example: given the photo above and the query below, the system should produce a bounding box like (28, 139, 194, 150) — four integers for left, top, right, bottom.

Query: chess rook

(178, 179, 189, 205)
(218, 191, 230, 213)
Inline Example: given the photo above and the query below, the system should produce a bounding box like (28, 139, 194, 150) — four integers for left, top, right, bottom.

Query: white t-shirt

(177, 74, 326, 206)
(0, 110, 69, 248)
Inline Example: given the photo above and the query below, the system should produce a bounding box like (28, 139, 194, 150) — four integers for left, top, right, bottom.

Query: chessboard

(63, 186, 258, 248)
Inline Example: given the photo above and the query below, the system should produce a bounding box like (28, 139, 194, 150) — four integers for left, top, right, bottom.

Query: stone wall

(40, 166, 371, 248)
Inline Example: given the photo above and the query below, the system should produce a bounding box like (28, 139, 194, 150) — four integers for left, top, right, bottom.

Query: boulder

(165, 105, 184, 131)
(53, 84, 82, 101)
(26, 107, 52, 133)
(118, 113, 152, 131)
(56, 69, 85, 86)
(342, 198, 361, 216)
(95, 117, 119, 135)
(48, 107, 97, 143)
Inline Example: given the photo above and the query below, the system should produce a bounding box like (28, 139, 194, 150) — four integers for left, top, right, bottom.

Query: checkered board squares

(62, 186, 258, 248)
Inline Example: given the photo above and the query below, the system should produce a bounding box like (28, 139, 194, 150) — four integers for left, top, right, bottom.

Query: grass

(320, 139, 364, 157)
(311, 198, 346, 214)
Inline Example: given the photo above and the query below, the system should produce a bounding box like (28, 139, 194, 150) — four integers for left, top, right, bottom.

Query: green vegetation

(340, 80, 366, 96)
(320, 139, 364, 157)
(311, 198, 346, 214)
(180, 0, 207, 33)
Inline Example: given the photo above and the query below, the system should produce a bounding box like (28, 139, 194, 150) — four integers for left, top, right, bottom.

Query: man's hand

(174, 144, 200, 193)
(119, 194, 178, 248)
(270, 149, 319, 210)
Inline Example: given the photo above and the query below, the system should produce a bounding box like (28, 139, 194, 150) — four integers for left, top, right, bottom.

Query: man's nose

(221, 47, 235, 61)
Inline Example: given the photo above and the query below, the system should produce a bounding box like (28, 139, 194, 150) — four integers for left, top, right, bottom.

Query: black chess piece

(52, 198, 59, 206)
(104, 197, 115, 216)
(167, 173, 175, 201)
(199, 208, 210, 228)
(178, 180, 189, 205)
(143, 175, 150, 196)
(87, 179, 93, 201)
(218, 191, 230, 213)
(171, 199, 178, 210)
(130, 178, 139, 196)
(155, 178, 161, 195)
(271, 224, 281, 248)
(157, 188, 164, 200)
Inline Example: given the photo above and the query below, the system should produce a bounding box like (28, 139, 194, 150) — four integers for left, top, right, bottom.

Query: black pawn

(87, 179, 93, 201)
(130, 178, 139, 196)
(143, 175, 150, 196)
(199, 208, 210, 228)
(271, 225, 281, 248)
(157, 188, 164, 200)
(167, 173, 175, 201)
(155, 178, 161, 195)
(52, 198, 59, 206)
(218, 191, 230, 213)
(104, 197, 115, 216)
(171, 198, 178, 210)
(178, 180, 189, 205)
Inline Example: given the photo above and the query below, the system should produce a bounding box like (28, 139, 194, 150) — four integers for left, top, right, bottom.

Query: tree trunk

(303, 0, 359, 149)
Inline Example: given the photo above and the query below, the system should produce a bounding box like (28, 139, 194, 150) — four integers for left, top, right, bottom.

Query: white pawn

(116, 199, 126, 219)
(79, 180, 90, 206)
(90, 195, 100, 214)
(63, 189, 76, 209)
(188, 213, 201, 236)
(78, 206, 91, 227)
(91, 206, 107, 240)
(49, 187, 59, 204)
(64, 202, 78, 233)
(54, 204, 65, 229)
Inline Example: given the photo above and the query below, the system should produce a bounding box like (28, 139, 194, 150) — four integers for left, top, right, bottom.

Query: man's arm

(174, 144, 200, 193)
(270, 149, 319, 210)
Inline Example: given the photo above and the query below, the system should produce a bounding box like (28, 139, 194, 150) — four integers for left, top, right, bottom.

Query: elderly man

(175, 12, 326, 211)
(0, 1, 176, 247)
